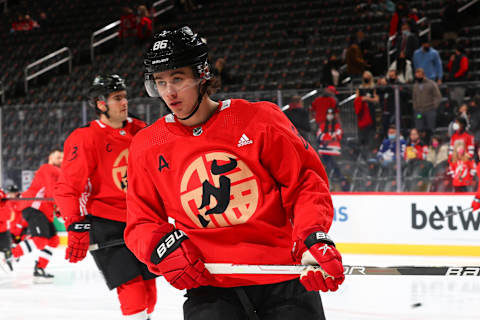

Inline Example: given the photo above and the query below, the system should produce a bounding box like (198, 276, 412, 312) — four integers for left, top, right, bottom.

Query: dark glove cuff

(150, 229, 188, 265)
(304, 231, 335, 248)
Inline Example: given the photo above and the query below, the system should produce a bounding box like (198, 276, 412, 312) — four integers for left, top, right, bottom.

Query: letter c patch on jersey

(180, 152, 260, 228)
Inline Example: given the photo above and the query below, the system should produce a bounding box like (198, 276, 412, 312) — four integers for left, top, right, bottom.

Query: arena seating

(0, 0, 479, 192)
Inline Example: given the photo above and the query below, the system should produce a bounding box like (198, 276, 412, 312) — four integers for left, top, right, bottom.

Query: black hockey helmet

(144, 26, 211, 97)
(5, 184, 19, 193)
(88, 74, 127, 108)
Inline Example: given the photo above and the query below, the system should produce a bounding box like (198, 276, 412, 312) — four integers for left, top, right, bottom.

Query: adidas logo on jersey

(237, 134, 253, 147)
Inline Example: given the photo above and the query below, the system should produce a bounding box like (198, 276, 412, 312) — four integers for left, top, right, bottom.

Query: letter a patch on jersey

(158, 155, 169, 172)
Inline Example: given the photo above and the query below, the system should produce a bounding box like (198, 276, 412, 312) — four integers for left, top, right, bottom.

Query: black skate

(33, 261, 54, 284)
(0, 248, 14, 272)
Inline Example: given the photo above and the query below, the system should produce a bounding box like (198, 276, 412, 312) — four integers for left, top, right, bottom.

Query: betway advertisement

(329, 193, 480, 256)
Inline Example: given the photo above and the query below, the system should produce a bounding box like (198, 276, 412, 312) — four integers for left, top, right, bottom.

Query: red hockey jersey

(21, 163, 61, 221)
(125, 99, 334, 287)
(54, 118, 146, 224)
(448, 159, 476, 187)
(449, 131, 475, 158)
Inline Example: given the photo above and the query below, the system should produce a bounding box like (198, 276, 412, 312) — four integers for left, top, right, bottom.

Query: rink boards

(330, 193, 480, 256)
(57, 193, 480, 256)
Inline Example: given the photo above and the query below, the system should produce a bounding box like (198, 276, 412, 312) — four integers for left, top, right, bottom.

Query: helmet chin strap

(175, 83, 206, 121)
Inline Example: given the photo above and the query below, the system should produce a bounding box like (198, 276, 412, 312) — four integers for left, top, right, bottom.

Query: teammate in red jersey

(125, 26, 344, 320)
(54, 74, 158, 319)
(10, 150, 63, 282)
(0, 185, 22, 272)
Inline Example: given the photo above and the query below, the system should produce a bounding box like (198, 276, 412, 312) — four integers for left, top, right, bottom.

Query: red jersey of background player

(21, 164, 61, 222)
(55, 117, 146, 224)
(125, 99, 334, 287)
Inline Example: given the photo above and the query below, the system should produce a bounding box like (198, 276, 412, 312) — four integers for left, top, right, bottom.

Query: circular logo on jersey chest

(112, 148, 129, 192)
(180, 152, 259, 228)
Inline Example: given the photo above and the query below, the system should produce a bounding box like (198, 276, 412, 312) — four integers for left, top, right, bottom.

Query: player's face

(50, 151, 64, 167)
(153, 67, 202, 117)
(106, 90, 128, 122)
(6, 192, 18, 198)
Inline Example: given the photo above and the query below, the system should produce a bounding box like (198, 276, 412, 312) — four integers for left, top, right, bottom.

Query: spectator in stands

(388, 50, 413, 83)
(389, 1, 419, 37)
(405, 128, 428, 161)
(395, 23, 419, 61)
(136, 5, 153, 43)
(11, 14, 38, 32)
(468, 95, 480, 144)
(345, 34, 369, 78)
(38, 11, 48, 29)
(413, 41, 443, 84)
(372, 0, 395, 17)
(177, 0, 198, 12)
(317, 108, 349, 191)
(426, 135, 449, 166)
(321, 55, 341, 87)
(448, 140, 476, 192)
(354, 71, 378, 155)
(441, 0, 461, 40)
(447, 44, 469, 109)
(448, 104, 470, 137)
(213, 58, 233, 87)
(311, 86, 338, 126)
(284, 96, 311, 142)
(449, 116, 475, 159)
(377, 125, 406, 166)
(119, 7, 137, 39)
(412, 68, 442, 143)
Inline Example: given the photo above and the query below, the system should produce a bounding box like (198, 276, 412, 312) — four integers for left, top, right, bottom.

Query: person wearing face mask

(317, 109, 349, 191)
(405, 128, 428, 161)
(311, 86, 339, 127)
(426, 135, 448, 166)
(354, 71, 379, 155)
(389, 50, 414, 83)
(447, 45, 469, 109)
(377, 125, 406, 166)
(447, 140, 476, 192)
(413, 41, 443, 84)
(395, 23, 419, 61)
(389, 1, 419, 37)
(448, 104, 470, 137)
(412, 68, 442, 144)
(449, 116, 474, 161)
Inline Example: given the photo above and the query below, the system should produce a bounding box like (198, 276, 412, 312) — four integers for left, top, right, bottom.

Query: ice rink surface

(1, 248, 479, 320)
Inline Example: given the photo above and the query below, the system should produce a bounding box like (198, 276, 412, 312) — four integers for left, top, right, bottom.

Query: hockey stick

(89, 239, 125, 251)
(0, 197, 54, 201)
(204, 263, 480, 276)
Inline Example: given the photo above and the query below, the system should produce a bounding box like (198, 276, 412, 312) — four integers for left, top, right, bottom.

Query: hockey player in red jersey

(0, 185, 22, 272)
(10, 150, 63, 282)
(124, 26, 344, 320)
(54, 74, 158, 319)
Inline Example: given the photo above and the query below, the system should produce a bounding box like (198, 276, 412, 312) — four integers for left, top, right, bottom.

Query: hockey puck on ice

(411, 302, 422, 308)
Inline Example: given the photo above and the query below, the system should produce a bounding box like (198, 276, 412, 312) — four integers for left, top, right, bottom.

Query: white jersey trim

(79, 179, 92, 216)
(31, 187, 45, 210)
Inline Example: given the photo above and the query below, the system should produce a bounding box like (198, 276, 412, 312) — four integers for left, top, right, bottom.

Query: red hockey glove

(149, 229, 212, 290)
(65, 218, 91, 263)
(299, 231, 344, 292)
(471, 197, 480, 211)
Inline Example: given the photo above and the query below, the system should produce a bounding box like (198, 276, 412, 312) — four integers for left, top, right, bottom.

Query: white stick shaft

(204, 263, 480, 276)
